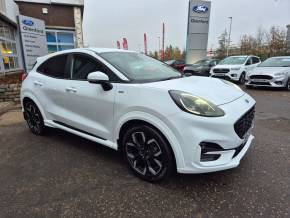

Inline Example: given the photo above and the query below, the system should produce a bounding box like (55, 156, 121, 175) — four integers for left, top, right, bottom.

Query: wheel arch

(115, 112, 185, 169)
(21, 93, 47, 120)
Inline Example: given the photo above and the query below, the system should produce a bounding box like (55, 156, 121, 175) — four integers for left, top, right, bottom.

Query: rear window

(37, 55, 69, 79)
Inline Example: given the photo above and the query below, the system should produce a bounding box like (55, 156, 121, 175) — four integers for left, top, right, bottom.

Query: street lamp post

(227, 17, 233, 57)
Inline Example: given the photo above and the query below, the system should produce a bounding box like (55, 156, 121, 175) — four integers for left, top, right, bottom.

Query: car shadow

(44, 127, 246, 188)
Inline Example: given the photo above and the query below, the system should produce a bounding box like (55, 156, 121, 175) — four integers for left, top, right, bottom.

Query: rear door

(61, 52, 120, 141)
(35, 54, 71, 122)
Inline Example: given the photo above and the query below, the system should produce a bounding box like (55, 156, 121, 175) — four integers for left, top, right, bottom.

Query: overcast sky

(83, 0, 290, 52)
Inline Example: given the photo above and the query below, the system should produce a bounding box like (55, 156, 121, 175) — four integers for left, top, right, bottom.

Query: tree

(265, 26, 287, 57)
(215, 30, 228, 59)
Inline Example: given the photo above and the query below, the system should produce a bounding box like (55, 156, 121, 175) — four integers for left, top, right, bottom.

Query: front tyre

(121, 125, 174, 182)
(286, 78, 290, 91)
(23, 101, 46, 135)
(239, 72, 246, 84)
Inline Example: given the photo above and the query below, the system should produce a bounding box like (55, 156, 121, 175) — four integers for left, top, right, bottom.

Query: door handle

(65, 87, 77, 93)
(34, 80, 43, 86)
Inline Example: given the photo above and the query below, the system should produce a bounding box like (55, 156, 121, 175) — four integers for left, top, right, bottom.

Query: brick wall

(0, 83, 21, 102)
(0, 72, 22, 102)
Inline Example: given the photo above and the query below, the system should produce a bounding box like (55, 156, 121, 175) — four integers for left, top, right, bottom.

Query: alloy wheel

(239, 73, 246, 84)
(125, 131, 164, 177)
(24, 102, 44, 135)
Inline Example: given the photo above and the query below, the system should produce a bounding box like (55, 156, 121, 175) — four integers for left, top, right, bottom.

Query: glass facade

(46, 30, 75, 53)
(0, 19, 20, 74)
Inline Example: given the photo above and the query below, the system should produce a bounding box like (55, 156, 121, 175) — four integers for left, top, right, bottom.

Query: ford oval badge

(193, 4, 209, 13)
(22, 19, 34, 26)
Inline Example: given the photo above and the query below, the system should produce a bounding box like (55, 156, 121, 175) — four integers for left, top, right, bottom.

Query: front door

(62, 53, 118, 141)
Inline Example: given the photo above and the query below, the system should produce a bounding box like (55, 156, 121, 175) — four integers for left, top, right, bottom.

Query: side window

(252, 57, 260, 64)
(71, 54, 121, 81)
(72, 55, 100, 80)
(37, 55, 69, 79)
(246, 58, 252, 65)
(210, 61, 216, 66)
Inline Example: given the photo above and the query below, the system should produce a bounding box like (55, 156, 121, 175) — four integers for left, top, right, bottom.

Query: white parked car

(246, 56, 290, 90)
(210, 55, 261, 84)
(21, 48, 256, 182)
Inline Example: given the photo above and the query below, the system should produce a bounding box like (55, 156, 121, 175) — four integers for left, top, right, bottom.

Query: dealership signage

(186, 0, 211, 64)
(18, 15, 48, 72)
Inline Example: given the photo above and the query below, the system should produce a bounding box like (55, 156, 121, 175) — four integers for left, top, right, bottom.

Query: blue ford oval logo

(22, 19, 34, 26)
(193, 4, 209, 13)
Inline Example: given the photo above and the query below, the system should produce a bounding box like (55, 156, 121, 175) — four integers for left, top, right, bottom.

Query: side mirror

(87, 71, 113, 91)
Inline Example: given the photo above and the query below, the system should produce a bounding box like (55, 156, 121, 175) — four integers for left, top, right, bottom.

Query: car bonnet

(142, 76, 245, 106)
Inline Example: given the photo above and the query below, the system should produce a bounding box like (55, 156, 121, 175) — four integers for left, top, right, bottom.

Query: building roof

(14, 0, 84, 7)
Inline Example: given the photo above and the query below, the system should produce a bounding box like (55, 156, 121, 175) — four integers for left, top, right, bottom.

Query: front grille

(213, 68, 230, 74)
(234, 106, 255, 139)
(250, 75, 273, 80)
(212, 75, 230, 80)
(249, 81, 271, 86)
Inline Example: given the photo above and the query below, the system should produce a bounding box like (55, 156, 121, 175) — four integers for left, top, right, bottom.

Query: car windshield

(258, 57, 290, 67)
(219, 57, 247, 65)
(193, 60, 211, 66)
(99, 52, 182, 82)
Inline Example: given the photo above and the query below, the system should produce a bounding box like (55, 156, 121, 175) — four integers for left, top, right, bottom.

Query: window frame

(0, 19, 21, 75)
(36, 54, 71, 79)
(46, 29, 75, 53)
(69, 52, 123, 82)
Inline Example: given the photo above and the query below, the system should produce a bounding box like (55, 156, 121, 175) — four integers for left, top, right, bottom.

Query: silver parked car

(246, 56, 290, 91)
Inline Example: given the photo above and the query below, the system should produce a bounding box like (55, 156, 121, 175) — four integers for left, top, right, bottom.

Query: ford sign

(193, 4, 208, 13)
(22, 19, 34, 26)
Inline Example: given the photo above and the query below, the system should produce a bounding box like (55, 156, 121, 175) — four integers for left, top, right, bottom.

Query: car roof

(36, 47, 137, 62)
(270, 56, 290, 58)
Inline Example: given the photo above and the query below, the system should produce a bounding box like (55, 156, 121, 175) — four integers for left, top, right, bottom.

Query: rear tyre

(23, 100, 46, 135)
(121, 124, 174, 182)
(239, 72, 246, 84)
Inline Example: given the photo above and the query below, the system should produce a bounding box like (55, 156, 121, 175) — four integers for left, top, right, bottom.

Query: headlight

(274, 72, 287, 77)
(231, 67, 241, 71)
(221, 80, 242, 91)
(169, 90, 225, 117)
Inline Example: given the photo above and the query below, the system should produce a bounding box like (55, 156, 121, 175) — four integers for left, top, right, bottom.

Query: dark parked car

(165, 60, 185, 72)
(183, 59, 219, 77)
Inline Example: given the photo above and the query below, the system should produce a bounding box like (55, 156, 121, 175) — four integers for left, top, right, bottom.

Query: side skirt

(44, 120, 118, 150)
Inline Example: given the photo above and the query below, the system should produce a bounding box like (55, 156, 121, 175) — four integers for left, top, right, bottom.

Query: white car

(210, 55, 261, 84)
(246, 56, 290, 90)
(21, 48, 256, 182)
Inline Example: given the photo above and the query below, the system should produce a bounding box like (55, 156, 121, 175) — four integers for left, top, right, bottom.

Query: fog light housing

(275, 81, 283, 85)
(200, 142, 223, 162)
(231, 74, 237, 77)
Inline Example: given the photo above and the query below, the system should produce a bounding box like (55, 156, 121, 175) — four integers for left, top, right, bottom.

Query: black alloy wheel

(23, 101, 45, 135)
(239, 72, 246, 84)
(122, 125, 174, 182)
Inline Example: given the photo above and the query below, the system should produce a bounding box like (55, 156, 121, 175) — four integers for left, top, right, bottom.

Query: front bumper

(166, 93, 256, 174)
(246, 76, 287, 87)
(211, 71, 241, 81)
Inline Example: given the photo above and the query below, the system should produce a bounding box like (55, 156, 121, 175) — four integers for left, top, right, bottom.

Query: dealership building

(0, 0, 84, 77)
(0, 0, 84, 102)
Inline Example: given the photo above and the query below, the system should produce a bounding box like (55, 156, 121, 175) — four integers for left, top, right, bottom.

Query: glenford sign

(186, 0, 211, 64)
(18, 15, 48, 72)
